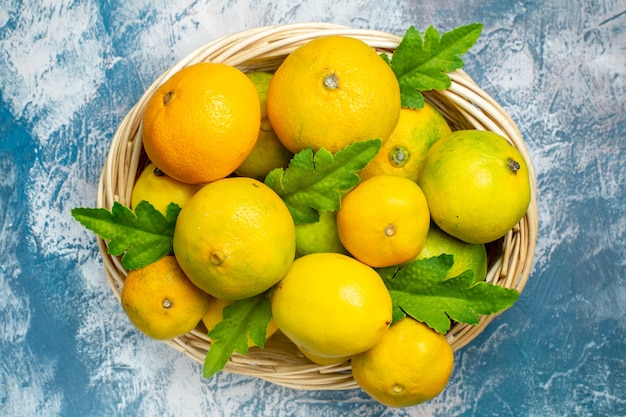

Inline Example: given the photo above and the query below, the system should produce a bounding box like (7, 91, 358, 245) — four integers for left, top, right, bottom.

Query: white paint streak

(0, 0, 106, 142)
(0, 162, 63, 417)
(26, 160, 97, 259)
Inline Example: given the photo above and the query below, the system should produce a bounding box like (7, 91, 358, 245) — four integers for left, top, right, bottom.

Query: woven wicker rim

(96, 22, 538, 391)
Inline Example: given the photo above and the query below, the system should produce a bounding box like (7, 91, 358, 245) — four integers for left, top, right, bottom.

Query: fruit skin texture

(142, 62, 261, 184)
(173, 177, 296, 300)
(359, 103, 452, 182)
(351, 317, 454, 408)
(415, 224, 488, 283)
(418, 130, 531, 244)
(121, 256, 211, 340)
(131, 163, 203, 214)
(271, 253, 392, 358)
(294, 210, 348, 258)
(267, 35, 401, 154)
(337, 175, 430, 268)
(234, 71, 293, 181)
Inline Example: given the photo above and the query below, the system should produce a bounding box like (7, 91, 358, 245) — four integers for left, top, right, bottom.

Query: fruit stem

(389, 146, 410, 167)
(384, 224, 397, 237)
(392, 383, 404, 394)
(163, 91, 175, 105)
(210, 251, 225, 266)
(323, 72, 339, 89)
(507, 158, 521, 174)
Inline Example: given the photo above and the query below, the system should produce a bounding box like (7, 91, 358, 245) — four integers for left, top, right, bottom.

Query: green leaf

(203, 292, 273, 378)
(264, 139, 382, 224)
(70, 201, 179, 270)
(380, 254, 520, 333)
(390, 23, 483, 108)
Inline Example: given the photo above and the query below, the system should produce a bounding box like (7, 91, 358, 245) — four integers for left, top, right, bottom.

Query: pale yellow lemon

(131, 163, 203, 214)
(271, 253, 392, 358)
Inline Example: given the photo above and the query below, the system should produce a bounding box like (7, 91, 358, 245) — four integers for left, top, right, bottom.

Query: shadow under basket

(96, 23, 538, 391)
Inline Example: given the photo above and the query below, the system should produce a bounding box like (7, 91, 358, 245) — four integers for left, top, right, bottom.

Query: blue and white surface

(1, 1, 625, 416)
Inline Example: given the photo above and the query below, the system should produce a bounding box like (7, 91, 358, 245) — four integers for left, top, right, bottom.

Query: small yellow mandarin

(121, 256, 211, 340)
(352, 317, 454, 408)
(337, 175, 430, 268)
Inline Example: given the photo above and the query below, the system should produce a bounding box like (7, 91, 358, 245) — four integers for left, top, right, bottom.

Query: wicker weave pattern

(96, 23, 538, 390)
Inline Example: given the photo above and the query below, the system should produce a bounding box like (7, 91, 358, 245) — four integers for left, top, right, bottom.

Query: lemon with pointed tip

(271, 253, 392, 358)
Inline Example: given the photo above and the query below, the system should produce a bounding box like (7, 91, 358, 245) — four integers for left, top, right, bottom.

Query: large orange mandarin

(141, 62, 261, 184)
(267, 36, 401, 154)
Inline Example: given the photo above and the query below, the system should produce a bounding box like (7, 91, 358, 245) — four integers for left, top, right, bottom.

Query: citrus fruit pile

(110, 34, 530, 408)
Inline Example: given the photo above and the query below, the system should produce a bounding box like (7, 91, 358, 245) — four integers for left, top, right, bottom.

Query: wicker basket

(96, 22, 538, 390)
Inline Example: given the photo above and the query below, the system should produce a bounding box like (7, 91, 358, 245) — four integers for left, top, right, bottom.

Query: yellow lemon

(271, 253, 392, 358)
(131, 163, 203, 214)
(173, 177, 296, 300)
(351, 317, 454, 408)
(418, 130, 531, 243)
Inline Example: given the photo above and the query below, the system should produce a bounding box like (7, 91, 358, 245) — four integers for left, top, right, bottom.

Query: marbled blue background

(1, 1, 625, 416)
